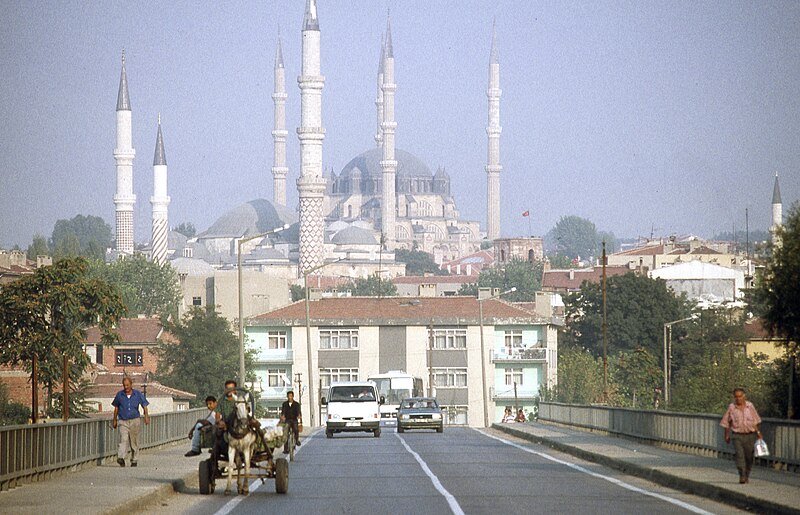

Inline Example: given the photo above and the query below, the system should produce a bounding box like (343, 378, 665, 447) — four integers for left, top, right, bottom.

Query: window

(319, 328, 359, 349)
(432, 328, 467, 349)
(433, 368, 467, 388)
(96, 344, 104, 365)
(268, 330, 287, 350)
(440, 405, 468, 425)
(504, 368, 523, 386)
(504, 330, 523, 355)
(115, 349, 143, 367)
(192, 296, 202, 306)
(267, 369, 289, 387)
(319, 368, 359, 389)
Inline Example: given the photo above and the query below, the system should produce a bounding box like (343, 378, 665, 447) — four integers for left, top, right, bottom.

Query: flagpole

(527, 210, 532, 236)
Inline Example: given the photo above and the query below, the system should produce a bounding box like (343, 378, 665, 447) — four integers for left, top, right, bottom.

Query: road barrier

(0, 409, 204, 491)
(538, 402, 800, 471)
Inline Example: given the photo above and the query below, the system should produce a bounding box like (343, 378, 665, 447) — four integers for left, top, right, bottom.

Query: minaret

(150, 115, 170, 265)
(771, 172, 782, 247)
(114, 50, 136, 255)
(296, 0, 327, 275)
(485, 20, 502, 241)
(272, 33, 289, 206)
(374, 35, 385, 148)
(380, 14, 397, 248)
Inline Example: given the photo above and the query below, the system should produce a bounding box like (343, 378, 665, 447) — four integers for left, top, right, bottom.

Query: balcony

(492, 347, 546, 362)
(254, 348, 294, 364)
(491, 386, 540, 401)
(259, 385, 292, 400)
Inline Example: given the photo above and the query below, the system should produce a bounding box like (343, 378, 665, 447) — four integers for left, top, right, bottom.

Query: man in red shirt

(720, 387, 762, 484)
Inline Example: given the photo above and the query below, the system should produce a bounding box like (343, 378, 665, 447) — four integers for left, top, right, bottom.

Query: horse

(223, 391, 259, 495)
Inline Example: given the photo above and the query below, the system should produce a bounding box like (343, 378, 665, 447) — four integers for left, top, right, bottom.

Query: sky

(1, 1, 799, 250)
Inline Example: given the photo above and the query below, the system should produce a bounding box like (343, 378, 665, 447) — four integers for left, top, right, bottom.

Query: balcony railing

(254, 348, 293, 363)
(490, 386, 540, 400)
(492, 347, 547, 361)
(259, 385, 292, 399)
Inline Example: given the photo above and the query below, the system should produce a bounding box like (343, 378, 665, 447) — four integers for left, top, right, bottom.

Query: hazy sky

(1, 1, 799, 249)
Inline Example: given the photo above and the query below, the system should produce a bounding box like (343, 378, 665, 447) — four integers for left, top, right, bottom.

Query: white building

(649, 260, 746, 307)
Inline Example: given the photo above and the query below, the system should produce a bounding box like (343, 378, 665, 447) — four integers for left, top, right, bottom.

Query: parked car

(396, 397, 443, 433)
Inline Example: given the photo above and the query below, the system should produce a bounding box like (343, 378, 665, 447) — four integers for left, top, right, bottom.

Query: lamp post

(303, 257, 345, 428)
(479, 286, 517, 428)
(662, 316, 694, 406)
(237, 224, 290, 386)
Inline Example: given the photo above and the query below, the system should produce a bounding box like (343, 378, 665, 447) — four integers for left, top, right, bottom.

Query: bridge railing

(0, 408, 204, 491)
(538, 402, 800, 470)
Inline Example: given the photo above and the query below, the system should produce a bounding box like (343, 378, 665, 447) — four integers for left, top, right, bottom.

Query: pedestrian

(281, 390, 302, 454)
(112, 377, 150, 467)
(720, 387, 762, 484)
(501, 408, 514, 423)
(185, 395, 220, 457)
(515, 408, 526, 423)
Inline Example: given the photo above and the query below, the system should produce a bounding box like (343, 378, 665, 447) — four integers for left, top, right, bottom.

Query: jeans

(118, 417, 141, 463)
(283, 419, 300, 452)
(732, 432, 757, 478)
(190, 422, 204, 452)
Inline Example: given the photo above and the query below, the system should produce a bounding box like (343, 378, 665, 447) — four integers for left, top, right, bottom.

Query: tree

(155, 307, 254, 405)
(343, 275, 398, 297)
(547, 215, 600, 260)
(90, 254, 181, 318)
(0, 257, 125, 418)
(610, 348, 662, 408)
(174, 222, 197, 238)
(395, 248, 448, 276)
(290, 284, 305, 302)
(458, 259, 544, 302)
(26, 234, 50, 260)
(544, 347, 604, 404)
(0, 382, 29, 425)
(50, 215, 112, 260)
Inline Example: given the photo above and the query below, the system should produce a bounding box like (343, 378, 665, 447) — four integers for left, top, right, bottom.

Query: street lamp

(663, 316, 694, 406)
(237, 224, 291, 386)
(303, 257, 345, 428)
(478, 286, 517, 428)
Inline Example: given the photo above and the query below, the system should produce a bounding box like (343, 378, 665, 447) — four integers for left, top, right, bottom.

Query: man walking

(112, 377, 150, 467)
(280, 390, 302, 454)
(720, 387, 762, 484)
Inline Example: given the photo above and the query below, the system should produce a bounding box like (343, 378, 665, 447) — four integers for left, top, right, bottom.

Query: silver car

(396, 397, 443, 433)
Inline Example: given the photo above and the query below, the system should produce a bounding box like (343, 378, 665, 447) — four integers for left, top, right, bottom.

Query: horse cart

(198, 388, 289, 496)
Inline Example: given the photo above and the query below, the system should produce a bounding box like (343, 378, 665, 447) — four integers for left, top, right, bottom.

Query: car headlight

(400, 414, 409, 420)
(432, 413, 442, 420)
(328, 414, 341, 420)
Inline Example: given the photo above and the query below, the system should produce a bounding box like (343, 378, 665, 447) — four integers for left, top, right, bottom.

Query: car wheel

(326, 429, 333, 438)
(436, 426, 443, 433)
(397, 426, 404, 433)
(374, 428, 381, 438)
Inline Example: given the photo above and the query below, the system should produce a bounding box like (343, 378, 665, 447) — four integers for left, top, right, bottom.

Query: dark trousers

(283, 419, 300, 451)
(732, 432, 757, 478)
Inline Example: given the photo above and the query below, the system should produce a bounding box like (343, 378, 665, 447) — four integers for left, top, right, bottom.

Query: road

(147, 427, 745, 515)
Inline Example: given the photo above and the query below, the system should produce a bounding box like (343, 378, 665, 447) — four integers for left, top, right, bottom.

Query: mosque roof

(340, 148, 433, 179)
(116, 51, 131, 111)
(199, 199, 297, 239)
(331, 226, 378, 245)
(153, 118, 166, 166)
(773, 173, 782, 204)
(169, 257, 215, 276)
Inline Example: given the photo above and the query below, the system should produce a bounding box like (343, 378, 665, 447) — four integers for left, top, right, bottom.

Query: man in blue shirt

(112, 377, 150, 467)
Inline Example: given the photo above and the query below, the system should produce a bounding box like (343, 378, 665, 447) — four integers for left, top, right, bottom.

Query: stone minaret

(485, 21, 502, 241)
(150, 115, 170, 265)
(297, 0, 326, 275)
(375, 35, 385, 148)
(272, 33, 289, 206)
(771, 172, 782, 247)
(114, 50, 136, 255)
(380, 15, 397, 248)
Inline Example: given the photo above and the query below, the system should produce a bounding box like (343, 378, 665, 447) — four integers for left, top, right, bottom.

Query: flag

(522, 210, 530, 217)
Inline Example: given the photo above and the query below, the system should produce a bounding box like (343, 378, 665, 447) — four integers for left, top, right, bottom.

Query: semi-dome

(339, 148, 432, 179)
(200, 199, 297, 239)
(330, 225, 378, 245)
(170, 257, 215, 276)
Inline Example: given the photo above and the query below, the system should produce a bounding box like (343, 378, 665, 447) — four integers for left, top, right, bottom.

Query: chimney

(478, 287, 493, 300)
(309, 288, 323, 301)
(419, 284, 436, 297)
(568, 269, 575, 281)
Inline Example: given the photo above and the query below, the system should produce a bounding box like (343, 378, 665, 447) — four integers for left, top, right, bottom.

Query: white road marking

(214, 430, 314, 515)
(396, 433, 465, 515)
(476, 429, 714, 515)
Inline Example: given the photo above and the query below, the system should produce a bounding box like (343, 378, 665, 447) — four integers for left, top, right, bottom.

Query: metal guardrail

(538, 402, 800, 470)
(0, 408, 204, 491)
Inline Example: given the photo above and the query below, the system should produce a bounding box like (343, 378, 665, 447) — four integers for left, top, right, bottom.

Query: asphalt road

(147, 427, 745, 515)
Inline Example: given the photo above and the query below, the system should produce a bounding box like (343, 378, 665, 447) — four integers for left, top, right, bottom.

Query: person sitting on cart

(185, 395, 220, 457)
(280, 390, 302, 453)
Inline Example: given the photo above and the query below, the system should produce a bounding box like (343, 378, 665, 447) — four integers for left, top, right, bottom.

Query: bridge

(1, 404, 798, 514)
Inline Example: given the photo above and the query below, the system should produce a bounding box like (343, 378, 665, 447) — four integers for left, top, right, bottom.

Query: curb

(494, 424, 800, 515)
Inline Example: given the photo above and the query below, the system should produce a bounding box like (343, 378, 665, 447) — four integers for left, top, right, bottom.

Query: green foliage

(26, 234, 50, 260)
(564, 273, 691, 358)
(155, 307, 255, 406)
(47, 375, 97, 419)
(760, 356, 800, 418)
(395, 248, 448, 276)
(290, 284, 305, 302)
(50, 215, 112, 260)
(0, 382, 30, 425)
(90, 254, 181, 318)
(343, 275, 398, 297)
(610, 348, 662, 408)
(480, 240, 493, 250)
(174, 222, 197, 238)
(548, 215, 600, 260)
(456, 259, 543, 302)
(752, 202, 800, 358)
(547, 347, 605, 404)
(547, 254, 574, 269)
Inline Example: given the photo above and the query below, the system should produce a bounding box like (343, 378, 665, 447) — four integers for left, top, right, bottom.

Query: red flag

(522, 210, 530, 217)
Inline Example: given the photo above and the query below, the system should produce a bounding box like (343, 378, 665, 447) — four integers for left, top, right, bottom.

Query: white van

(321, 381, 384, 438)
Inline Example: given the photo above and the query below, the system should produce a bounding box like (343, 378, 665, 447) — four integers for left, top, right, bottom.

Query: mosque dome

(339, 148, 432, 179)
(200, 199, 297, 239)
(330, 225, 378, 245)
(170, 257, 215, 276)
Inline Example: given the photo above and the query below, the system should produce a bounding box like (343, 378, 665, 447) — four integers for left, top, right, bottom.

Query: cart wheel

(199, 459, 212, 495)
(275, 458, 289, 494)
(397, 426, 404, 433)
(326, 429, 333, 439)
(374, 428, 381, 438)
(288, 433, 295, 462)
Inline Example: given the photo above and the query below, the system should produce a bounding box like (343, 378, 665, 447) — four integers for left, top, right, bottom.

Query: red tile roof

(85, 318, 169, 344)
(613, 244, 665, 256)
(743, 318, 773, 340)
(87, 371, 195, 399)
(542, 266, 630, 291)
(391, 275, 475, 285)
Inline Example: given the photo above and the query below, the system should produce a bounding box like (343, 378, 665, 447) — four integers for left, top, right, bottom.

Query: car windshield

(330, 386, 376, 402)
(401, 399, 438, 409)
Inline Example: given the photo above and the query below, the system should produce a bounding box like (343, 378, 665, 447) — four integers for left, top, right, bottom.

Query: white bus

(367, 371, 423, 426)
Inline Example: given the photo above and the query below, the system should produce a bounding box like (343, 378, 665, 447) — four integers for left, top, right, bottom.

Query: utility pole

(427, 320, 434, 397)
(31, 353, 38, 423)
(62, 353, 69, 422)
(602, 241, 608, 402)
(294, 372, 303, 404)
(513, 381, 519, 414)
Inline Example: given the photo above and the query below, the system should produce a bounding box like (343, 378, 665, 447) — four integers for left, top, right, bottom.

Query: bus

(367, 371, 424, 426)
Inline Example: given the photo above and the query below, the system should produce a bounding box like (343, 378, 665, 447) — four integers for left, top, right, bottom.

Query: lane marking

(396, 433, 465, 515)
(214, 430, 315, 515)
(476, 429, 714, 515)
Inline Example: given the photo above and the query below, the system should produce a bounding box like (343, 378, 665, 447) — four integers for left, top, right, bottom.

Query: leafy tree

(564, 273, 692, 358)
(0, 382, 29, 425)
(174, 222, 197, 238)
(26, 234, 50, 260)
(90, 254, 181, 318)
(0, 257, 125, 418)
(395, 248, 448, 276)
(547, 215, 600, 260)
(457, 259, 544, 302)
(545, 347, 605, 404)
(343, 275, 398, 297)
(547, 254, 575, 269)
(610, 348, 662, 408)
(290, 284, 305, 302)
(47, 375, 97, 419)
(50, 214, 112, 260)
(155, 307, 255, 406)
(761, 356, 800, 418)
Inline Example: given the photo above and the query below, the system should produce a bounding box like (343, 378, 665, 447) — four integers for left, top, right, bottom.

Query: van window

(330, 386, 376, 402)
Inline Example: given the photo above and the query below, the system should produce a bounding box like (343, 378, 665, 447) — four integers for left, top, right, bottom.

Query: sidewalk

(494, 421, 800, 515)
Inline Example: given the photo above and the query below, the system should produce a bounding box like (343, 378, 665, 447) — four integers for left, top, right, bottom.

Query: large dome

(339, 148, 432, 178)
(200, 199, 297, 239)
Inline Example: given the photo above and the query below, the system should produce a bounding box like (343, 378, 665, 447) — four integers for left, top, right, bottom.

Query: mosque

(112, 1, 504, 276)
